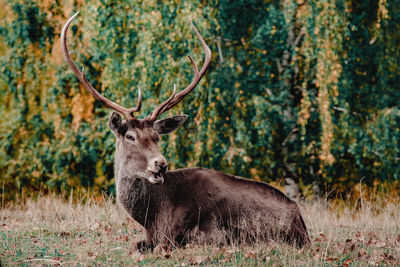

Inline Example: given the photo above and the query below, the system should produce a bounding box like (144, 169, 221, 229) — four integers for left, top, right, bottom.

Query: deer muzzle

(146, 169, 165, 184)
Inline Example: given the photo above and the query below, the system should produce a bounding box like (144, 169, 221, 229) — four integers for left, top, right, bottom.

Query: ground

(0, 195, 399, 266)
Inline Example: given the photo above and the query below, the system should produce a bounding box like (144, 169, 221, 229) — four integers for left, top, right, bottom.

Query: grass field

(1, 194, 399, 266)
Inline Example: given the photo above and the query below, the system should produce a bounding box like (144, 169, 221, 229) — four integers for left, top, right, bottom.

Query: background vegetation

(0, 0, 399, 202)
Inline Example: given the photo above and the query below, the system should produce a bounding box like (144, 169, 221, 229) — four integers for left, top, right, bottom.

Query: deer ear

(153, 115, 188, 135)
(109, 111, 122, 136)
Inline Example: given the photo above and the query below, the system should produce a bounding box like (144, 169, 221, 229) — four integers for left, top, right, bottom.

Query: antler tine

(61, 12, 141, 120)
(127, 87, 142, 114)
(148, 84, 177, 121)
(148, 21, 211, 120)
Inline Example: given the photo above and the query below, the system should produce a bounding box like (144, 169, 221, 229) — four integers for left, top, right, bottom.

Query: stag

(61, 12, 311, 253)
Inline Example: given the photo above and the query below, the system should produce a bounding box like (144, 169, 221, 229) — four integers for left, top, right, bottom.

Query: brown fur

(111, 115, 311, 253)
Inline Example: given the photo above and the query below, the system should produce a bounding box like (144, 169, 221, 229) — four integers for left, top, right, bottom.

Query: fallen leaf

(396, 234, 400, 244)
(244, 250, 256, 259)
(336, 241, 344, 250)
(365, 231, 378, 240)
(326, 257, 338, 262)
(117, 235, 129, 241)
(319, 233, 328, 241)
(355, 231, 364, 242)
(104, 225, 112, 233)
(343, 239, 357, 253)
(313, 233, 327, 242)
(382, 253, 397, 264)
(189, 256, 208, 265)
(342, 258, 353, 267)
(358, 248, 367, 259)
(87, 251, 97, 257)
(58, 231, 70, 238)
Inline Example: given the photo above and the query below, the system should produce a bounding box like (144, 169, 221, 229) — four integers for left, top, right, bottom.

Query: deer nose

(151, 158, 168, 173)
(155, 161, 168, 173)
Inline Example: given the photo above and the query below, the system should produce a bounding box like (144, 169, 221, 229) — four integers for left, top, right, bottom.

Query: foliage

(0, 0, 399, 201)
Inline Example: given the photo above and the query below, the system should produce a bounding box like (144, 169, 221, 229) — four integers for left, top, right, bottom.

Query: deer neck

(116, 175, 158, 226)
(115, 161, 167, 227)
(115, 166, 146, 196)
(113, 148, 147, 196)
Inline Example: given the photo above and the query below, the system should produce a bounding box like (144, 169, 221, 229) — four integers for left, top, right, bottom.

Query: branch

(276, 58, 283, 74)
(282, 127, 299, 146)
(294, 26, 306, 47)
(215, 37, 224, 63)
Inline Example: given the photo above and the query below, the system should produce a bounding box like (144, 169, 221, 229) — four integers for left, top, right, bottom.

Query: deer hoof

(130, 240, 153, 254)
(153, 243, 171, 255)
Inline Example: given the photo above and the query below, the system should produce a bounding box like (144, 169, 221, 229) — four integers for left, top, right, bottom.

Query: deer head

(60, 12, 211, 184)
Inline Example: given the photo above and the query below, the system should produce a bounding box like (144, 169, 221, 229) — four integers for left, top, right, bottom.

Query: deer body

(116, 167, 310, 251)
(61, 12, 310, 253)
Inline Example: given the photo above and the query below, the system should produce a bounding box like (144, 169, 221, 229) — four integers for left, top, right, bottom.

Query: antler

(147, 21, 211, 121)
(60, 12, 142, 120)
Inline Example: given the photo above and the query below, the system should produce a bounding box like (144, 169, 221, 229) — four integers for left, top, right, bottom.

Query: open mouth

(146, 170, 164, 184)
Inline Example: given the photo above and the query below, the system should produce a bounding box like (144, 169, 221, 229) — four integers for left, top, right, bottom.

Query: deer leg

(153, 242, 171, 254)
(152, 217, 188, 253)
(130, 229, 154, 254)
(151, 230, 176, 254)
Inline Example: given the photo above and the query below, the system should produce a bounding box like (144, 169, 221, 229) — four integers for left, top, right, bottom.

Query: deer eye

(126, 134, 135, 141)
(125, 131, 137, 142)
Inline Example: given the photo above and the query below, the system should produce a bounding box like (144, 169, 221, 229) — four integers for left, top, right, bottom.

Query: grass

(0, 194, 399, 266)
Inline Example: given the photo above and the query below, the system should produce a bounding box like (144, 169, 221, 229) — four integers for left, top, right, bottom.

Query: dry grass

(0, 194, 399, 266)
